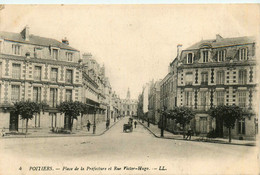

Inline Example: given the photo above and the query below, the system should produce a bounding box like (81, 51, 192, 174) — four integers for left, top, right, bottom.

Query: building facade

(148, 80, 161, 124)
(120, 88, 137, 116)
(0, 26, 82, 131)
(177, 35, 257, 140)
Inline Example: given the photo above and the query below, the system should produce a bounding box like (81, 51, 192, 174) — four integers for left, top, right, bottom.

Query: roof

(186, 36, 256, 50)
(0, 31, 78, 51)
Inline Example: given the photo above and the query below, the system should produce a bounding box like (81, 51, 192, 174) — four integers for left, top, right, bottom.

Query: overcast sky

(0, 4, 259, 99)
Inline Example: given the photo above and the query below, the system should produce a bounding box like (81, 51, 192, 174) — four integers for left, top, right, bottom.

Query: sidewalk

(139, 120, 256, 147)
(1, 118, 122, 139)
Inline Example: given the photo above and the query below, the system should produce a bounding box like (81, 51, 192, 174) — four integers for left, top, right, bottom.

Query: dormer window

(239, 48, 248, 60)
(217, 50, 226, 62)
(66, 52, 73, 61)
(34, 47, 42, 58)
(51, 48, 59, 60)
(187, 53, 193, 64)
(202, 51, 209, 63)
(12, 44, 21, 55)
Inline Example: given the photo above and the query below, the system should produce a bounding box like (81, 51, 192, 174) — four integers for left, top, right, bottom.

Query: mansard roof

(0, 31, 78, 51)
(186, 36, 256, 50)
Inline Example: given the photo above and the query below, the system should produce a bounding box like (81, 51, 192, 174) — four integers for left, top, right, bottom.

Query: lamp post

(93, 105, 96, 134)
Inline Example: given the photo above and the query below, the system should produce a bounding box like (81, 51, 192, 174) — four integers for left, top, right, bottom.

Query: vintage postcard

(0, 4, 259, 175)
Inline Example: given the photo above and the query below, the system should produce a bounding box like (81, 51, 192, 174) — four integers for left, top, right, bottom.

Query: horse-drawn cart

(123, 118, 133, 132)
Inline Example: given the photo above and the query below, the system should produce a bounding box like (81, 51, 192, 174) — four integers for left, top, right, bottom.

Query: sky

(0, 4, 259, 99)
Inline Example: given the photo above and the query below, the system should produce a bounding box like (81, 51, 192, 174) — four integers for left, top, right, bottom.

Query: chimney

(216, 34, 223, 42)
(82, 53, 92, 60)
(62, 37, 69, 45)
(177, 44, 182, 60)
(20, 25, 30, 41)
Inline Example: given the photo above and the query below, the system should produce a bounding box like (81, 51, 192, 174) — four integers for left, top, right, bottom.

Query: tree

(210, 105, 243, 143)
(169, 106, 195, 138)
(58, 101, 82, 131)
(78, 102, 89, 129)
(13, 101, 41, 134)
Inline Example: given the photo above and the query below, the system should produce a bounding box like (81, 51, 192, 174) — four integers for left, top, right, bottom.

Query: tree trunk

(70, 117, 74, 132)
(183, 124, 186, 139)
(228, 127, 231, 143)
(26, 119, 29, 134)
(81, 113, 83, 130)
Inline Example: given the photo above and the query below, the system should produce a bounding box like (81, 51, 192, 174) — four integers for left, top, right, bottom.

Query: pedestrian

(106, 120, 110, 129)
(134, 121, 137, 128)
(87, 120, 91, 132)
(1, 127, 6, 137)
(186, 128, 192, 140)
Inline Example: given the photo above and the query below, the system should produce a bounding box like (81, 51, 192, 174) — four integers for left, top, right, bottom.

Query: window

(11, 85, 20, 102)
(34, 48, 42, 58)
(239, 48, 248, 60)
(185, 72, 193, 85)
(216, 91, 224, 106)
(50, 88, 58, 107)
(66, 69, 73, 84)
(202, 51, 209, 63)
(65, 89, 72, 101)
(52, 49, 59, 60)
(66, 52, 73, 61)
(51, 68, 58, 82)
(34, 66, 42, 80)
(200, 92, 207, 109)
(238, 70, 247, 84)
(185, 91, 193, 107)
(12, 64, 21, 79)
(187, 53, 193, 64)
(201, 72, 208, 85)
(33, 87, 41, 103)
(238, 118, 245, 134)
(12, 45, 21, 55)
(238, 91, 246, 108)
(217, 50, 226, 62)
(216, 71, 225, 85)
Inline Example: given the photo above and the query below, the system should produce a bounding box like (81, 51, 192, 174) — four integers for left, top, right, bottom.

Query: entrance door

(199, 117, 207, 133)
(9, 111, 18, 131)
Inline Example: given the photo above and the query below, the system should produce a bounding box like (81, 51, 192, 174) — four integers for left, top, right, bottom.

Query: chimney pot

(21, 25, 30, 41)
(62, 37, 69, 45)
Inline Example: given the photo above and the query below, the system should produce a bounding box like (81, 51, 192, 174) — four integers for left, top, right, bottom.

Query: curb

(1, 118, 122, 139)
(139, 121, 256, 147)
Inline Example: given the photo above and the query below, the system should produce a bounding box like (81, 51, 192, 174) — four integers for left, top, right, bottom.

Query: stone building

(81, 53, 120, 125)
(120, 88, 137, 116)
(0, 26, 81, 131)
(148, 80, 161, 124)
(177, 35, 257, 140)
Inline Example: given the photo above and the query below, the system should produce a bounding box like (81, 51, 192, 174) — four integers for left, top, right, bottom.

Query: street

(0, 117, 258, 175)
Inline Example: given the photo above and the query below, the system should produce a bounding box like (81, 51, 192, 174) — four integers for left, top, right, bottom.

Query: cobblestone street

(0, 117, 258, 175)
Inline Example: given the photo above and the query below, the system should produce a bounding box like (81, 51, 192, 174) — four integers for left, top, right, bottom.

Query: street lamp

(93, 105, 96, 134)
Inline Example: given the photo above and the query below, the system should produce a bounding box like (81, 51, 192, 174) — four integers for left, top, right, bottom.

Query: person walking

(134, 121, 137, 128)
(186, 128, 192, 140)
(106, 120, 110, 129)
(87, 120, 91, 132)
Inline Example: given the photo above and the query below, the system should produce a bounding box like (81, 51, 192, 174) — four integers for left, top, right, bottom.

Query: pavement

(138, 120, 257, 146)
(0, 117, 258, 175)
(1, 118, 122, 139)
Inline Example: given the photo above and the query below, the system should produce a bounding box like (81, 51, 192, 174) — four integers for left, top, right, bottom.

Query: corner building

(177, 35, 257, 140)
(0, 26, 81, 131)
